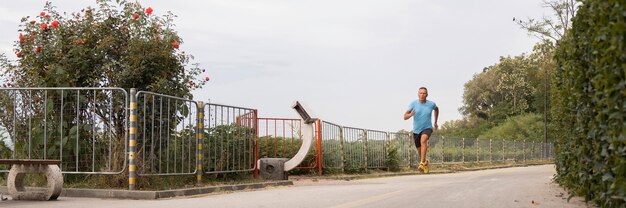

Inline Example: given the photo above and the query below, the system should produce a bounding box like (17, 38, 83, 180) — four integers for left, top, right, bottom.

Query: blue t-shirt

(407, 100, 437, 134)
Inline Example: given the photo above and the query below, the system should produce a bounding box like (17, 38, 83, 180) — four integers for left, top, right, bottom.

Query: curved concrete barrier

(284, 121, 314, 171)
(284, 101, 317, 171)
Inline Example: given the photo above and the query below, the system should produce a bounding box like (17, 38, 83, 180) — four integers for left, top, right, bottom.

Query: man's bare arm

(404, 110, 415, 120)
(433, 107, 439, 129)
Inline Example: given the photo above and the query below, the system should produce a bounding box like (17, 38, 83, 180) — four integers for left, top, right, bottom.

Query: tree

(0, 0, 207, 175)
(1, 0, 206, 93)
(460, 66, 501, 120)
(460, 55, 538, 124)
(514, 0, 579, 43)
(494, 56, 537, 115)
(515, 0, 579, 144)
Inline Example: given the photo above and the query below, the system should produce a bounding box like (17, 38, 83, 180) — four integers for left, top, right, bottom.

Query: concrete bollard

(7, 164, 63, 200)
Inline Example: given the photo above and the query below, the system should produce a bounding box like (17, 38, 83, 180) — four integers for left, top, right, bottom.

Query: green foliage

(478, 113, 544, 142)
(257, 134, 320, 175)
(438, 116, 492, 138)
(451, 39, 557, 140)
(204, 124, 256, 173)
(460, 54, 541, 123)
(321, 139, 343, 172)
(0, 0, 206, 93)
(343, 140, 367, 174)
(552, 0, 626, 206)
(385, 139, 400, 171)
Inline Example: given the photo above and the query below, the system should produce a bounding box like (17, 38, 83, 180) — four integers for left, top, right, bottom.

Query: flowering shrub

(1, 0, 207, 98)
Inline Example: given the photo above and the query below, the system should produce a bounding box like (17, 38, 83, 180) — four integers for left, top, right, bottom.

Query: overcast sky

(0, 0, 549, 132)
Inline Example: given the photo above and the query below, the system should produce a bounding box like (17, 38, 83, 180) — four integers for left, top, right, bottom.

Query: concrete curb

(0, 181, 293, 200)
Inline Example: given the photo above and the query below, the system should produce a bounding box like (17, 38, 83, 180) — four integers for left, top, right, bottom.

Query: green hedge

(553, 0, 626, 206)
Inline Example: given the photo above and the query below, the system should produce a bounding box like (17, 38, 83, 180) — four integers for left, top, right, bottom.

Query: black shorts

(413, 128, 433, 148)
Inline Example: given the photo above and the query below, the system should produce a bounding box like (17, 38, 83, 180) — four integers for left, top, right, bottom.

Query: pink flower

(171, 39, 180, 49)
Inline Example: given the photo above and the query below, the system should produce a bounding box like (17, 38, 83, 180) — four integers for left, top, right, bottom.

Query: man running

(404, 87, 439, 173)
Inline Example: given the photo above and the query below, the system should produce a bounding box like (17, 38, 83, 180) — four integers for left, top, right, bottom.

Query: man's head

(418, 87, 428, 102)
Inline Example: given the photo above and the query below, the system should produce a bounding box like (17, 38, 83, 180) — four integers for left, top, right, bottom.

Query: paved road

(1, 165, 589, 208)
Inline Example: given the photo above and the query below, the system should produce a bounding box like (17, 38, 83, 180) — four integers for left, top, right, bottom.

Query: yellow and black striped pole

(196, 101, 204, 185)
(129, 88, 137, 190)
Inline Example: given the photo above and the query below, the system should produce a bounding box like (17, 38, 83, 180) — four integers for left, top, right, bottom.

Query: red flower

(41, 23, 47, 30)
(31, 20, 36, 24)
(16, 51, 22, 58)
(146, 7, 153, 15)
(40, 12, 46, 16)
(35, 46, 42, 52)
(205, 76, 210, 81)
(19, 33, 24, 45)
(51, 21, 59, 28)
(133, 13, 140, 20)
(171, 39, 180, 49)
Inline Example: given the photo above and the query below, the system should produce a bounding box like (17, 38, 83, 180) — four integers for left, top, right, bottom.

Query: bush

(553, 0, 625, 206)
(478, 113, 544, 142)
(385, 139, 400, 171)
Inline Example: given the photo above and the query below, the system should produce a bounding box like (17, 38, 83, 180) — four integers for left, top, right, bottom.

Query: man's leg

(416, 148, 421, 159)
(413, 133, 423, 170)
(420, 134, 429, 163)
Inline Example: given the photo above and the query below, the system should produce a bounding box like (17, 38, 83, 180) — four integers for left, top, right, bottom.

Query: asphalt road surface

(1, 164, 590, 208)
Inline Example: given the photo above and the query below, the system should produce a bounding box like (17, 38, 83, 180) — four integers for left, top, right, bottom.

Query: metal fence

(366, 130, 387, 169)
(0, 87, 557, 189)
(388, 132, 412, 167)
(0, 87, 128, 174)
(320, 121, 343, 171)
(342, 126, 367, 171)
(135, 91, 198, 176)
(203, 102, 257, 174)
(317, 121, 555, 172)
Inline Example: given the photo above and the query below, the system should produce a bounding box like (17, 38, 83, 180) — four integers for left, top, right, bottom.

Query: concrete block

(259, 158, 288, 180)
(7, 164, 63, 200)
